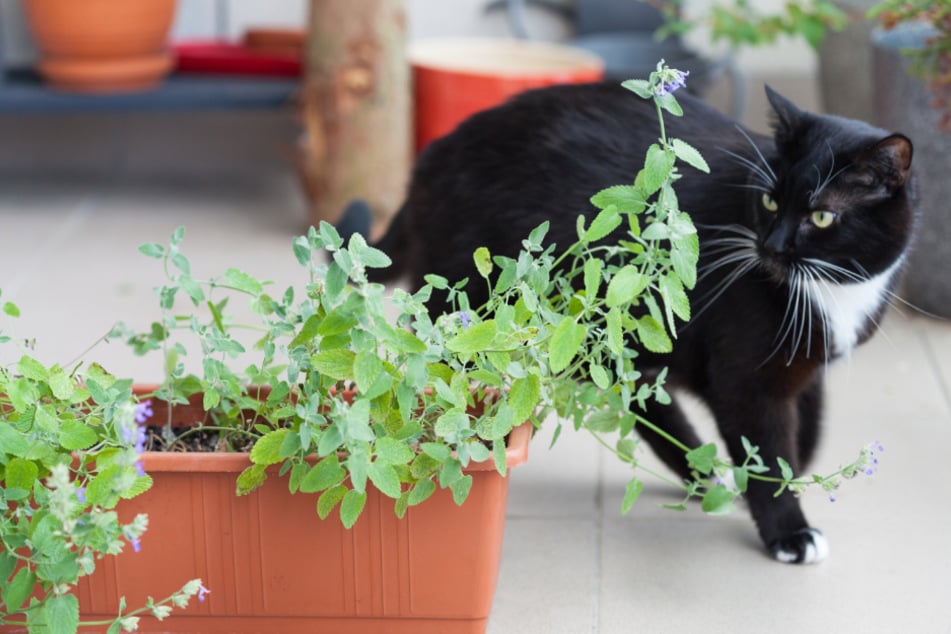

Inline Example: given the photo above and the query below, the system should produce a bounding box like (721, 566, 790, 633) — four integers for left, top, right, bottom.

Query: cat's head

(747, 86, 916, 285)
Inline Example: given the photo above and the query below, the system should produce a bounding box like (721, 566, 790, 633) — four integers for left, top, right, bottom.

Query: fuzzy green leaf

(583, 257, 603, 300)
(300, 455, 346, 493)
(606, 265, 649, 308)
(222, 268, 264, 295)
(686, 443, 718, 475)
(590, 185, 646, 214)
(446, 320, 497, 354)
(621, 478, 644, 515)
(408, 478, 436, 506)
(374, 437, 415, 466)
(4, 458, 38, 493)
(508, 374, 540, 423)
(316, 484, 347, 520)
(473, 247, 493, 279)
(236, 464, 268, 495)
(636, 315, 672, 353)
(250, 429, 290, 465)
(450, 474, 473, 505)
(314, 349, 356, 381)
(340, 489, 367, 528)
(701, 484, 736, 516)
(368, 462, 402, 499)
(548, 318, 586, 374)
(58, 420, 98, 451)
(640, 144, 675, 195)
(621, 79, 652, 99)
(583, 206, 622, 242)
(671, 138, 710, 173)
(2, 567, 35, 612)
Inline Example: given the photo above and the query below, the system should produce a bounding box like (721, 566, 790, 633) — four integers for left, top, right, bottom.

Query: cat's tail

(335, 199, 406, 283)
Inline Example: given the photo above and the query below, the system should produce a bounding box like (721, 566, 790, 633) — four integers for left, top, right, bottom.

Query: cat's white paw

(770, 528, 829, 564)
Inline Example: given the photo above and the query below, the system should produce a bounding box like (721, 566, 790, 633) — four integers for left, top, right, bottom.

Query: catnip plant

(117, 62, 880, 528)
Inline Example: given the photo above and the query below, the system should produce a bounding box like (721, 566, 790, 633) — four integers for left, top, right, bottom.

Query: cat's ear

(765, 85, 803, 141)
(860, 134, 913, 190)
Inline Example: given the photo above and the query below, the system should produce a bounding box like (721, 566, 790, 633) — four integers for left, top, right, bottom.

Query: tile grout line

(6, 196, 96, 301)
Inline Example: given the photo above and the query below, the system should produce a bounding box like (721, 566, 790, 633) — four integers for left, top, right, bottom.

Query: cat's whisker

(696, 223, 759, 240)
(729, 182, 773, 194)
(801, 264, 832, 369)
(733, 124, 778, 184)
(717, 146, 776, 190)
(697, 247, 758, 284)
(690, 256, 760, 324)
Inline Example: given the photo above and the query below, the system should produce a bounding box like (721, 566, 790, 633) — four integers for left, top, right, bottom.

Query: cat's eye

(761, 193, 778, 212)
(810, 210, 837, 228)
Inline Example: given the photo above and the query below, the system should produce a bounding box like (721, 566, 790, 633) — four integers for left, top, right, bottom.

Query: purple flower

(457, 311, 471, 330)
(135, 461, 147, 477)
(655, 69, 689, 97)
(75, 486, 86, 504)
(134, 400, 154, 424)
(198, 584, 211, 602)
(131, 537, 142, 553)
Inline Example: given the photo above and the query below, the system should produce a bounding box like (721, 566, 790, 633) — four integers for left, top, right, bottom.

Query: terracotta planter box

(72, 393, 531, 633)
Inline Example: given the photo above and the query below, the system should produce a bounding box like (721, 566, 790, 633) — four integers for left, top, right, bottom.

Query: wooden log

(299, 0, 410, 236)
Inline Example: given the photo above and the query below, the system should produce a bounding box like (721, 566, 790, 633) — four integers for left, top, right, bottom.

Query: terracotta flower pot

(23, 0, 177, 93)
(71, 389, 531, 633)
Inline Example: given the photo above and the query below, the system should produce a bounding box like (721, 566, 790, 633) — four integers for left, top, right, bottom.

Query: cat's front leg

(710, 394, 829, 564)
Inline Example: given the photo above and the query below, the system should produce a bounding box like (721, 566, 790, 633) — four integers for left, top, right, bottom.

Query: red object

(411, 37, 604, 152)
(173, 40, 302, 77)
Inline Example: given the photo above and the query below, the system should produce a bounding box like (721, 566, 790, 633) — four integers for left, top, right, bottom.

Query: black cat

(358, 82, 916, 564)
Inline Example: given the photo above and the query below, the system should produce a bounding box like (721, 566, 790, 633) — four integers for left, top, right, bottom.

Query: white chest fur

(804, 260, 901, 356)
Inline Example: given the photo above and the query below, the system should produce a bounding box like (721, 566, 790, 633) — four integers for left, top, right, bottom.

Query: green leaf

(17, 355, 47, 382)
(299, 455, 346, 493)
(671, 233, 699, 289)
(606, 265, 649, 308)
(120, 474, 153, 500)
(314, 349, 356, 381)
(250, 429, 290, 465)
(434, 408, 469, 440)
(235, 464, 268, 495)
(290, 314, 323, 348)
(508, 374, 540, 423)
(548, 317, 586, 374)
(733, 466, 749, 493)
(701, 484, 736, 515)
(640, 144, 675, 196)
(636, 315, 672, 353)
(138, 242, 165, 258)
(621, 478, 644, 515)
(44, 591, 79, 633)
(368, 462, 402, 499)
(2, 301, 20, 318)
(374, 437, 415, 466)
(583, 206, 622, 242)
(583, 258, 602, 300)
(446, 320, 497, 354)
(621, 78, 652, 99)
(450, 474, 473, 505)
(606, 307, 623, 356)
(316, 484, 347, 520)
(58, 421, 98, 451)
(473, 247, 493, 279)
(686, 443, 718, 475)
(660, 274, 691, 331)
(340, 489, 367, 528)
(590, 185, 645, 214)
(222, 268, 264, 295)
(670, 138, 710, 173)
(421, 442, 451, 462)
(408, 479, 436, 506)
(386, 328, 427, 354)
(656, 93, 683, 117)
(589, 363, 610, 390)
(0, 425, 28, 457)
(777, 457, 794, 481)
(317, 309, 358, 338)
(2, 565, 35, 612)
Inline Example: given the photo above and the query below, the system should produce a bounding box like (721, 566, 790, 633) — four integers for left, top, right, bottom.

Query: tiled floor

(2, 75, 950, 633)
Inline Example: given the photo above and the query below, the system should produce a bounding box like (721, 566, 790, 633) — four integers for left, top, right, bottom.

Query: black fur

(362, 82, 917, 563)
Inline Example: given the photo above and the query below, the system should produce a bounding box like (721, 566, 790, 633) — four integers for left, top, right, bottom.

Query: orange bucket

(410, 37, 605, 152)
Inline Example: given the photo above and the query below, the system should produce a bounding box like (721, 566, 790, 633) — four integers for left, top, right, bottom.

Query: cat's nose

(762, 224, 793, 257)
